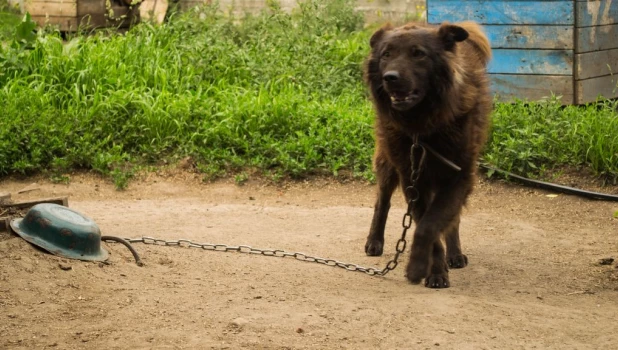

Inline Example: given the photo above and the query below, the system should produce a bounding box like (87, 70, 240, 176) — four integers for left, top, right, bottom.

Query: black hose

(479, 164, 618, 202)
(101, 236, 144, 266)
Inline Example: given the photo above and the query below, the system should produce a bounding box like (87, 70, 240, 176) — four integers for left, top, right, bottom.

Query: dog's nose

(382, 71, 400, 82)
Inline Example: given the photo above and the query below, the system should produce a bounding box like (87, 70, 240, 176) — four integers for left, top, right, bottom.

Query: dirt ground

(1, 170, 618, 349)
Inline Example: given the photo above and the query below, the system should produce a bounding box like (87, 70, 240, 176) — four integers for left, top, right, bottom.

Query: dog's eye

(411, 48, 425, 58)
(381, 51, 391, 59)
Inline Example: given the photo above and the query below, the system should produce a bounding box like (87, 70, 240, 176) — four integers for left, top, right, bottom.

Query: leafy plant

(485, 97, 618, 182)
(13, 12, 37, 45)
(0, 0, 617, 190)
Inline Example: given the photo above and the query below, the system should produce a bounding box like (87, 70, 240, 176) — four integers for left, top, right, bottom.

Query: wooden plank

(490, 74, 574, 104)
(77, 0, 107, 16)
(31, 15, 79, 31)
(577, 0, 618, 27)
(577, 24, 618, 52)
(81, 6, 138, 27)
(488, 49, 573, 75)
(576, 48, 618, 79)
(1, 197, 69, 209)
(1, 196, 69, 231)
(78, 2, 134, 17)
(0, 193, 10, 205)
(17, 183, 40, 194)
(78, 14, 136, 29)
(25, 0, 76, 3)
(0, 217, 9, 232)
(427, 0, 574, 25)
(32, 5, 137, 31)
(576, 74, 618, 103)
(77, 0, 136, 17)
(484, 25, 573, 49)
(25, 2, 77, 17)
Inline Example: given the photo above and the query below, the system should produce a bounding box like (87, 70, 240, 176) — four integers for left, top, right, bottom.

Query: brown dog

(363, 21, 492, 288)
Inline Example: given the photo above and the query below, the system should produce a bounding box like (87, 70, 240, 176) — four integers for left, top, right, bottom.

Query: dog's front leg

(445, 213, 468, 268)
(406, 179, 468, 287)
(365, 156, 399, 256)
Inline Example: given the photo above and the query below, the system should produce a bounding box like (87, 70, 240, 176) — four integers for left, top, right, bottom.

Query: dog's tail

(458, 21, 492, 66)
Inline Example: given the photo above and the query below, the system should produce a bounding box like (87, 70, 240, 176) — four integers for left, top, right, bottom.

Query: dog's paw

(447, 254, 468, 269)
(406, 257, 429, 284)
(425, 273, 450, 288)
(365, 239, 384, 256)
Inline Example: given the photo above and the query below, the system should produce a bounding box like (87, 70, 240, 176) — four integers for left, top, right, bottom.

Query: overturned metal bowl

(10, 203, 108, 262)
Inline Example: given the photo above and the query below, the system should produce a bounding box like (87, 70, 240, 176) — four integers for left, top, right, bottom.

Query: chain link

(119, 140, 426, 278)
(373, 138, 426, 276)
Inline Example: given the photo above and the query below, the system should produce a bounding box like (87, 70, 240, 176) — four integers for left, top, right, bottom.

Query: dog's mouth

(388, 90, 422, 110)
(390, 94, 416, 103)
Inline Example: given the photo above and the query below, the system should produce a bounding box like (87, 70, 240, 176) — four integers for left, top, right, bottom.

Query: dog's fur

(363, 21, 492, 288)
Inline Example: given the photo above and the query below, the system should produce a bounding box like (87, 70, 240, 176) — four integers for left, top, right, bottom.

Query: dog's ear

(370, 23, 393, 49)
(438, 23, 468, 51)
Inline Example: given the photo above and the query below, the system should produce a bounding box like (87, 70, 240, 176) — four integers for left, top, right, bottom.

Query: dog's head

(366, 22, 468, 112)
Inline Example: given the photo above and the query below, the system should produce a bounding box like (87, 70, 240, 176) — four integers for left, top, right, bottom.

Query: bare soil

(1, 171, 618, 349)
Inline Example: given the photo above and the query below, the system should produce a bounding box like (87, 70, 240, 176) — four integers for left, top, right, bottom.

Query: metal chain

(377, 136, 426, 276)
(115, 139, 427, 277)
(123, 236, 389, 276)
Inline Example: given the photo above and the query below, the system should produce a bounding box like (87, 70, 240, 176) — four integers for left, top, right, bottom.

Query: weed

(234, 172, 249, 186)
(50, 174, 71, 184)
(0, 0, 21, 41)
(111, 168, 134, 191)
(485, 97, 618, 182)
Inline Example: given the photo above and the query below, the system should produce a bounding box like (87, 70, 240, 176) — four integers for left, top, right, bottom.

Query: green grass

(0, 0, 21, 41)
(485, 98, 618, 182)
(0, 1, 375, 186)
(0, 0, 617, 189)
(0, 13, 21, 39)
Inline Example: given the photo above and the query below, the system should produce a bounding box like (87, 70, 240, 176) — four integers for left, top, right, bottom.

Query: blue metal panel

(490, 74, 573, 102)
(577, 0, 618, 27)
(577, 24, 618, 52)
(427, 0, 574, 25)
(483, 25, 573, 49)
(488, 49, 573, 75)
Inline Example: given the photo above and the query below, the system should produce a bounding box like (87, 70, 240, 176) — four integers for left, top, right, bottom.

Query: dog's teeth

(390, 96, 396, 102)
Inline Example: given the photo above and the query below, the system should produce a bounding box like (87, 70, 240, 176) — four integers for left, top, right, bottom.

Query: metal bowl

(10, 203, 108, 262)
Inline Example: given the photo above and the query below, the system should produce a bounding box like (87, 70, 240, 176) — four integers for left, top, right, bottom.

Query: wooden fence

(428, 0, 618, 104)
(179, 0, 426, 23)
